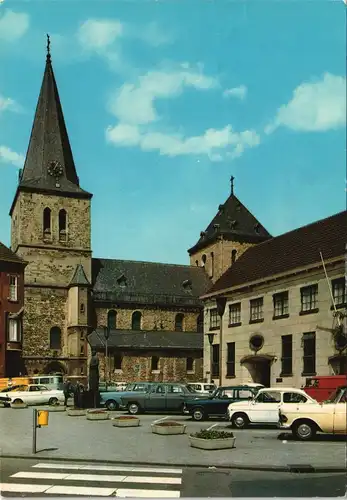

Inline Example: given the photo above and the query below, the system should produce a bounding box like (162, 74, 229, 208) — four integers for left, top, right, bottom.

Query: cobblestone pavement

(0, 406, 346, 470)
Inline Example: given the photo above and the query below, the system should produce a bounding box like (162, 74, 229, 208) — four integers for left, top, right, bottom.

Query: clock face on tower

(47, 160, 63, 178)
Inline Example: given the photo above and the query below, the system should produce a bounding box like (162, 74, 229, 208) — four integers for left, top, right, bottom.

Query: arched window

(43, 208, 51, 235)
(107, 310, 117, 330)
(49, 327, 61, 350)
(201, 254, 207, 267)
(231, 249, 237, 264)
(175, 313, 184, 332)
(59, 209, 67, 241)
(132, 311, 142, 330)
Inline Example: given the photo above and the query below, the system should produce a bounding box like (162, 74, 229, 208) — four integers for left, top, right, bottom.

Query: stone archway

(43, 361, 67, 375)
(240, 354, 275, 387)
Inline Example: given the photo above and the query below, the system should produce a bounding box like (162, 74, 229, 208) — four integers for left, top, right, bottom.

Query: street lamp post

(206, 332, 215, 384)
(103, 325, 110, 387)
(216, 296, 227, 386)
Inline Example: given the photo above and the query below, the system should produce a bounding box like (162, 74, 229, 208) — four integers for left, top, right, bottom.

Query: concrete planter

(151, 421, 186, 435)
(189, 435, 236, 450)
(48, 405, 66, 412)
(67, 408, 87, 417)
(11, 402, 28, 409)
(86, 410, 109, 421)
(112, 416, 140, 427)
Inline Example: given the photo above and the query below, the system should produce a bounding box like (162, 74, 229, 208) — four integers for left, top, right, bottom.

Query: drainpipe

(216, 296, 227, 386)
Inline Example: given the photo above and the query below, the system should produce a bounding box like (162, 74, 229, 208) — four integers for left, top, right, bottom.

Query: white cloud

(0, 146, 24, 167)
(108, 64, 218, 125)
(77, 19, 123, 50)
(266, 73, 346, 134)
(0, 94, 21, 113)
(0, 9, 29, 42)
(135, 21, 173, 47)
(223, 85, 247, 100)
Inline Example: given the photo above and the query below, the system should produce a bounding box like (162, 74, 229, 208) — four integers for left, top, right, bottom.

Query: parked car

(228, 387, 316, 429)
(99, 382, 158, 410)
(279, 385, 347, 440)
(186, 382, 217, 395)
(0, 384, 64, 407)
(0, 384, 28, 393)
(121, 383, 205, 415)
(183, 384, 263, 421)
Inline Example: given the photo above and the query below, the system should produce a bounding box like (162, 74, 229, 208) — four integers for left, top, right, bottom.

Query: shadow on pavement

(277, 432, 347, 443)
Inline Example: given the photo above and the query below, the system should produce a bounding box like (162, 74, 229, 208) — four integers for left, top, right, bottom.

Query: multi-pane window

(229, 303, 241, 325)
(107, 310, 117, 330)
(250, 298, 264, 321)
(302, 332, 316, 375)
(226, 342, 235, 377)
(49, 327, 61, 349)
(186, 357, 194, 372)
(332, 278, 346, 306)
(9, 275, 18, 301)
(132, 311, 142, 330)
(209, 308, 220, 329)
(8, 319, 21, 342)
(273, 292, 289, 317)
(300, 285, 318, 312)
(211, 344, 219, 377)
(175, 313, 184, 332)
(281, 335, 292, 375)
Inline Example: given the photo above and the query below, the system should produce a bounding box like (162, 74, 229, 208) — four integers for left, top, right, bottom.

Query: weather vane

(46, 34, 51, 60)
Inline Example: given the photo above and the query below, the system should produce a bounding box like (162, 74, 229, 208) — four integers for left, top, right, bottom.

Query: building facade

(7, 46, 210, 383)
(0, 242, 27, 377)
(202, 211, 347, 387)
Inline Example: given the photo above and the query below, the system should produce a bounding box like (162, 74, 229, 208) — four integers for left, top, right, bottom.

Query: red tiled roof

(205, 210, 347, 296)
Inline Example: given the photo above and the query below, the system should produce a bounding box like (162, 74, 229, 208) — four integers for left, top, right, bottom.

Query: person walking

(63, 378, 72, 407)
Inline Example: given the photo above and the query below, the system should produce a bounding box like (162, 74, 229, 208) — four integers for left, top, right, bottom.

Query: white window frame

(8, 319, 21, 342)
(9, 275, 18, 302)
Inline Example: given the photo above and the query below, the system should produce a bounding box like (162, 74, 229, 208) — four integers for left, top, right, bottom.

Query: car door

(36, 385, 50, 404)
(166, 385, 186, 411)
(145, 385, 166, 410)
(333, 400, 347, 434)
(27, 386, 41, 405)
(249, 391, 281, 423)
(212, 389, 236, 415)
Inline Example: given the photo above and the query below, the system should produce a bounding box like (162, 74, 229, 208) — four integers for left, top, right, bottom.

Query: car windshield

(186, 385, 199, 393)
(1, 385, 26, 392)
(324, 387, 347, 404)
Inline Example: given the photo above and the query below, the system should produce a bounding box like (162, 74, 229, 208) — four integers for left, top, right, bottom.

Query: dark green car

(183, 385, 263, 421)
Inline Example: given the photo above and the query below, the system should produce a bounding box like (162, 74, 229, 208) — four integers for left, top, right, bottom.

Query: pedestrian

(63, 378, 72, 407)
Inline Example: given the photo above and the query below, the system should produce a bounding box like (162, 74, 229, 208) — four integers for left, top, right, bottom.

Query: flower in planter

(191, 429, 234, 439)
(114, 416, 138, 420)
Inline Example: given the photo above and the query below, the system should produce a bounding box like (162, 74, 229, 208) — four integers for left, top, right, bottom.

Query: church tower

(188, 176, 271, 283)
(9, 37, 93, 379)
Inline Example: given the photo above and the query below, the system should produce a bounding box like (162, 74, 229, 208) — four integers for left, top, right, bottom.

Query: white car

(1, 384, 64, 406)
(228, 387, 316, 429)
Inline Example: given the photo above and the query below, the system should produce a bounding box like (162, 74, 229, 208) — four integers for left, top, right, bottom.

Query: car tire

(128, 402, 141, 415)
(231, 413, 249, 429)
(292, 420, 317, 441)
(13, 398, 23, 404)
(49, 397, 58, 406)
(106, 399, 119, 411)
(192, 407, 205, 421)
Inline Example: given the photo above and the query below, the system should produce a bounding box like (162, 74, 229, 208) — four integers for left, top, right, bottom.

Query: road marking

(44, 485, 116, 496)
(122, 476, 182, 485)
(0, 483, 51, 493)
(116, 489, 180, 498)
(11, 471, 69, 480)
(33, 463, 183, 474)
(67, 473, 127, 482)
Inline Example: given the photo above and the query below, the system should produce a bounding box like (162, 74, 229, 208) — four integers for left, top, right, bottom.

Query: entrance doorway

(44, 361, 66, 375)
(241, 355, 274, 387)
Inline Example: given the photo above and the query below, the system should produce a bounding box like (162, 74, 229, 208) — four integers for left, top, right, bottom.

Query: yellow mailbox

(37, 410, 49, 427)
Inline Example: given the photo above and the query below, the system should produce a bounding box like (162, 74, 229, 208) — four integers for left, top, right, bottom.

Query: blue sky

(0, 0, 346, 264)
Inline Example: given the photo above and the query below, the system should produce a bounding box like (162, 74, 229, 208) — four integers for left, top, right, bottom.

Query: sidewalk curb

(1, 454, 346, 474)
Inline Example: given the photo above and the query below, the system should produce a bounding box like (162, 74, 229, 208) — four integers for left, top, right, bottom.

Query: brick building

(0, 242, 27, 377)
(202, 211, 347, 387)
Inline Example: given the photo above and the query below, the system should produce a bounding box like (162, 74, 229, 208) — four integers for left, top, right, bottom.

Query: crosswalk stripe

(0, 483, 51, 493)
(11, 471, 182, 484)
(116, 488, 181, 498)
(33, 463, 183, 474)
(44, 485, 117, 496)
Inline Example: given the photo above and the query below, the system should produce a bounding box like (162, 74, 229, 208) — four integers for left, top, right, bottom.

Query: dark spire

(69, 264, 90, 287)
(13, 36, 91, 203)
(230, 175, 235, 195)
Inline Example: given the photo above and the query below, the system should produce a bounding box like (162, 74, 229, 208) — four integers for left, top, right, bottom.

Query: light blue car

(99, 382, 157, 410)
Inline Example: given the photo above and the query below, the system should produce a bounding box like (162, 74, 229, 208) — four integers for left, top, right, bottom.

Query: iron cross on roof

(46, 34, 51, 61)
(230, 175, 235, 195)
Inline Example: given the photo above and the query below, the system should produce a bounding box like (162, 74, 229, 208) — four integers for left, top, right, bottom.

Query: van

(29, 374, 64, 390)
(302, 375, 347, 402)
(187, 382, 217, 395)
